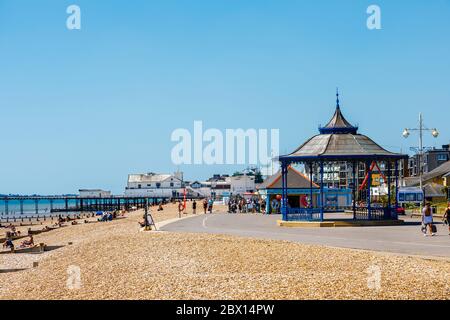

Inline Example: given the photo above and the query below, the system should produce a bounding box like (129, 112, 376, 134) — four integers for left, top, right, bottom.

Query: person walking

(178, 200, 185, 217)
(203, 199, 208, 214)
(422, 202, 436, 236)
(443, 202, 450, 235)
(208, 198, 213, 214)
(192, 200, 197, 214)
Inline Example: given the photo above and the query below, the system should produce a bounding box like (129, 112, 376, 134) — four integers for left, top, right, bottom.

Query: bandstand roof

(279, 92, 408, 162)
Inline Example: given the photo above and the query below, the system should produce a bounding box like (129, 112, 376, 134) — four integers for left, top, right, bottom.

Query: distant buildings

(124, 171, 184, 198)
(79, 189, 111, 198)
(187, 172, 256, 199)
(408, 144, 450, 176)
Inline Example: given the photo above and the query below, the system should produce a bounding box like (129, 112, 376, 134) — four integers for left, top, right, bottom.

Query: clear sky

(1, 0, 449, 195)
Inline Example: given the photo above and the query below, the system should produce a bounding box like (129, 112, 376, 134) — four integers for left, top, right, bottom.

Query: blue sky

(1, 0, 449, 194)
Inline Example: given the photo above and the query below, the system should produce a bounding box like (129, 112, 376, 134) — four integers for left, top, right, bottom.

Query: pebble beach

(0, 203, 449, 300)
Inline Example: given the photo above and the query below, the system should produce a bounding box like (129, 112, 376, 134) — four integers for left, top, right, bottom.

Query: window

(138, 184, 141, 189)
(147, 184, 151, 187)
(156, 183, 161, 188)
(170, 183, 174, 187)
(437, 154, 447, 161)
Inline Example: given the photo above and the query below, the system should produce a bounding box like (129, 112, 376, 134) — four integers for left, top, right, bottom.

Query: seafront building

(125, 171, 184, 198)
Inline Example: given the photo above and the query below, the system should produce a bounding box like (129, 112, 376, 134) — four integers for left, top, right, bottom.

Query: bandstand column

(319, 160, 324, 221)
(309, 162, 313, 209)
(395, 160, 399, 209)
(352, 161, 357, 220)
(387, 160, 392, 218)
(366, 160, 372, 220)
(281, 161, 288, 221)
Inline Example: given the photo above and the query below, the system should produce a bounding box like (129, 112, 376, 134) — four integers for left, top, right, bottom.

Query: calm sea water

(0, 199, 78, 217)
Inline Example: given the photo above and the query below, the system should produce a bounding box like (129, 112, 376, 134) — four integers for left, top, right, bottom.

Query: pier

(0, 195, 202, 221)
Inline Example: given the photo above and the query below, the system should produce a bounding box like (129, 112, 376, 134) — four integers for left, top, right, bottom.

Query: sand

(0, 203, 449, 300)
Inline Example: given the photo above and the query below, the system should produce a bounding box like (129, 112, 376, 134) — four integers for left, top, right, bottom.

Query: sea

(0, 198, 80, 219)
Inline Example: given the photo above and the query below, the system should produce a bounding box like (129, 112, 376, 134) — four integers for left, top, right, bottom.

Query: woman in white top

(422, 203, 435, 236)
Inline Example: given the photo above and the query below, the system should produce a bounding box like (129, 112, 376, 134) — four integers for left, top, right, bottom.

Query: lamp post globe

(402, 129, 410, 138)
(432, 129, 439, 138)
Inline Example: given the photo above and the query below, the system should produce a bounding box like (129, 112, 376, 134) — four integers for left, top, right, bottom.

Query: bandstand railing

(353, 207, 398, 220)
(286, 208, 322, 221)
(286, 206, 398, 221)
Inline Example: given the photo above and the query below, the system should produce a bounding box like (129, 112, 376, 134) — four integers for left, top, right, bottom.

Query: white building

(186, 180, 231, 199)
(79, 189, 111, 198)
(227, 175, 256, 195)
(125, 172, 183, 198)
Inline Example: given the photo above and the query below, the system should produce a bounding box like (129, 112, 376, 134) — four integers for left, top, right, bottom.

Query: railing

(286, 208, 322, 221)
(353, 207, 397, 220)
(286, 206, 398, 221)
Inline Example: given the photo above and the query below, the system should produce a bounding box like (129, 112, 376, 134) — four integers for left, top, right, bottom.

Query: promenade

(162, 213, 450, 259)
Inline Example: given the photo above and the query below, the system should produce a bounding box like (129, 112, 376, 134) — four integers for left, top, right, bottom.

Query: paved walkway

(161, 213, 450, 259)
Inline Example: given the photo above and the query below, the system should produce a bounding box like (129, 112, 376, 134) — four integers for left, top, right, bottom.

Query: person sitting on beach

(139, 213, 149, 228)
(3, 238, 14, 250)
(7, 224, 18, 236)
(2, 232, 14, 250)
(99, 212, 108, 222)
(157, 203, 164, 211)
(19, 235, 34, 248)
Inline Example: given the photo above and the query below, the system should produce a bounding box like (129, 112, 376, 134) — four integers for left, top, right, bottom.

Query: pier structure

(0, 194, 201, 218)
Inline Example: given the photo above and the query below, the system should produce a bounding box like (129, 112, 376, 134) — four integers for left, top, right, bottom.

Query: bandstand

(278, 92, 408, 222)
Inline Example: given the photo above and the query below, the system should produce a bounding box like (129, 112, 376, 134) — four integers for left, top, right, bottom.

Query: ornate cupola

(319, 90, 358, 134)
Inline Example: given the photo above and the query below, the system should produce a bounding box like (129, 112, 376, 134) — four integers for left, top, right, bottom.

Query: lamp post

(402, 113, 439, 207)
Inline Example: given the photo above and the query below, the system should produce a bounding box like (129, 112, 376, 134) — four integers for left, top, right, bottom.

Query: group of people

(2, 231, 34, 251)
(1, 224, 21, 237)
(176, 198, 215, 215)
(98, 211, 120, 222)
(422, 202, 450, 236)
(228, 197, 266, 214)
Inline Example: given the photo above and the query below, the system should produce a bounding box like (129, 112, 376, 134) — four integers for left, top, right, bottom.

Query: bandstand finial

(336, 87, 340, 109)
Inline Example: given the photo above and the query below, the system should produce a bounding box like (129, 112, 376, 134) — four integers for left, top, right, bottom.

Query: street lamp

(402, 113, 439, 207)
